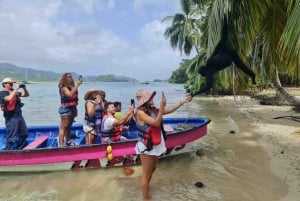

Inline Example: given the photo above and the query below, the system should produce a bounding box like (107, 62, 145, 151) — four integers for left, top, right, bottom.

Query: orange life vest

(101, 115, 122, 142)
(0, 90, 20, 111)
(60, 87, 78, 108)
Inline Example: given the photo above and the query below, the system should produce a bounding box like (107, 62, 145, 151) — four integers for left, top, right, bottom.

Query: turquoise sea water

(0, 82, 287, 201)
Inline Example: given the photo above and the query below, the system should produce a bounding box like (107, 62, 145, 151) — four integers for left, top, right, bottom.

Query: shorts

(58, 106, 77, 116)
(83, 124, 97, 135)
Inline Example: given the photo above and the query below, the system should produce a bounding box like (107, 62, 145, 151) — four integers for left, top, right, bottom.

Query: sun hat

(84, 88, 106, 101)
(2, 78, 16, 83)
(136, 89, 156, 108)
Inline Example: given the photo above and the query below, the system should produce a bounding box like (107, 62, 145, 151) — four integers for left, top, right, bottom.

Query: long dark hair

(138, 102, 158, 116)
(58, 73, 74, 88)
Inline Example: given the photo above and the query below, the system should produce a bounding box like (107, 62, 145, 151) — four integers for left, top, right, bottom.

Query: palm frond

(278, 0, 300, 66)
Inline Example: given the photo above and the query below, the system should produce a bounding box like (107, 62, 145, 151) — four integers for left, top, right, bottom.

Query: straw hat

(136, 89, 156, 108)
(2, 78, 15, 83)
(84, 88, 106, 100)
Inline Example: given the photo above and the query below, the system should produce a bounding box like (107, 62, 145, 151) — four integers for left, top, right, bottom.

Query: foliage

(168, 59, 190, 83)
(0, 63, 136, 83)
(165, 0, 300, 95)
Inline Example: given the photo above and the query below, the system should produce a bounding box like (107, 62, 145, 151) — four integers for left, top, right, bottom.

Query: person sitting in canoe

(114, 101, 134, 123)
(83, 88, 106, 144)
(113, 101, 122, 120)
(101, 102, 134, 143)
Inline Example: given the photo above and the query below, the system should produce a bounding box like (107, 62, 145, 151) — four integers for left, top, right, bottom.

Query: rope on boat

(174, 116, 196, 131)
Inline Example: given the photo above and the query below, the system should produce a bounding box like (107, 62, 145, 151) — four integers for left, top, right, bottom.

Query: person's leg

(140, 154, 157, 200)
(85, 133, 89, 144)
(65, 115, 75, 144)
(58, 115, 70, 146)
(5, 118, 18, 150)
(152, 156, 159, 174)
(16, 116, 28, 149)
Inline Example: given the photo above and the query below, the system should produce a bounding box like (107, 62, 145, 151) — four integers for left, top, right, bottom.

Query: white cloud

(0, 0, 188, 81)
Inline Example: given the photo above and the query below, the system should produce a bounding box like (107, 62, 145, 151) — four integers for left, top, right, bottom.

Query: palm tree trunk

(271, 69, 300, 110)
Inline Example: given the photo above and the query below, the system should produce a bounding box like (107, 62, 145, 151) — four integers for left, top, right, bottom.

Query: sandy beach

(211, 95, 300, 201)
(0, 85, 299, 201)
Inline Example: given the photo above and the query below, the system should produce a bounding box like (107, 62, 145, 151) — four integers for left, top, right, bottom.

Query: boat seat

(163, 124, 174, 133)
(23, 135, 49, 150)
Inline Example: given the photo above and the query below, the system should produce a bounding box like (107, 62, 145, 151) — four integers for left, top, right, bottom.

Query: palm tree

(162, 0, 202, 55)
(188, 0, 300, 108)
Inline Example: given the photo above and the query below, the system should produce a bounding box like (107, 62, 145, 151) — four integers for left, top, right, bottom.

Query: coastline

(212, 95, 300, 201)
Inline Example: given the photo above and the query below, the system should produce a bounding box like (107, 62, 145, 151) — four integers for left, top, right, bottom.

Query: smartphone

(78, 75, 83, 81)
(19, 84, 25, 88)
(130, 99, 135, 107)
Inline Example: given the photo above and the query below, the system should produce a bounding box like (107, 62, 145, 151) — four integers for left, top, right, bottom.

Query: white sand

(220, 96, 300, 201)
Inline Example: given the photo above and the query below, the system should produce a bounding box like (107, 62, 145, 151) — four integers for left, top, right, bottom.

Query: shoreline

(210, 95, 300, 201)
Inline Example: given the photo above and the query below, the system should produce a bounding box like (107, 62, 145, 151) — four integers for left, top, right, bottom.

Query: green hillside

(0, 63, 137, 82)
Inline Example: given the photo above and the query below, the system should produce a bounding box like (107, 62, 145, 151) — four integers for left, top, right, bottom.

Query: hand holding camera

(76, 75, 83, 86)
(19, 84, 26, 89)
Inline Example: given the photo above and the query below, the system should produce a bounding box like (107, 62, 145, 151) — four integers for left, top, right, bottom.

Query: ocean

(0, 82, 287, 201)
(0, 82, 189, 126)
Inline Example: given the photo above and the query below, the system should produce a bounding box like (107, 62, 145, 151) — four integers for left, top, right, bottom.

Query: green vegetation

(164, 0, 300, 108)
(168, 59, 189, 83)
(0, 63, 136, 83)
(166, 0, 300, 93)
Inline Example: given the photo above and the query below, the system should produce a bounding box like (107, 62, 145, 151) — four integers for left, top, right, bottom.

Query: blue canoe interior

(0, 117, 210, 151)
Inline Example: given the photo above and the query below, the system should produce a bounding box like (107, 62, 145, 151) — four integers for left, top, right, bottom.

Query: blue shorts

(58, 106, 77, 116)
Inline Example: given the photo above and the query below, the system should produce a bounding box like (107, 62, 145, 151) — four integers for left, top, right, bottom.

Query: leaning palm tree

(249, 0, 300, 108)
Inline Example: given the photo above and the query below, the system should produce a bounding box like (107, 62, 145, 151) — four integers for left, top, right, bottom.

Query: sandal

(66, 141, 76, 146)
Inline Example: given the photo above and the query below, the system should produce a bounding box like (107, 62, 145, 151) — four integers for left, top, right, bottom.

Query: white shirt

(102, 116, 115, 131)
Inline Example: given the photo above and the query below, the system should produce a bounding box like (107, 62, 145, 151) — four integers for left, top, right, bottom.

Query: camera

(19, 84, 25, 88)
(78, 75, 83, 81)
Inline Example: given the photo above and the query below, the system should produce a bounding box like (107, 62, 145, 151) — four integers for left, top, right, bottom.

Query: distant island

(0, 63, 142, 83)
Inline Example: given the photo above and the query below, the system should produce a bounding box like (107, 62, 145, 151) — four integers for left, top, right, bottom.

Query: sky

(0, 0, 192, 81)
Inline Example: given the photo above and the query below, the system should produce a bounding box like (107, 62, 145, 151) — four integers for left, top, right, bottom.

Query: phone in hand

(78, 75, 83, 81)
(130, 99, 135, 107)
(19, 84, 25, 88)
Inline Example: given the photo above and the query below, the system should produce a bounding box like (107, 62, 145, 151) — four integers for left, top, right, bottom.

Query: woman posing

(83, 88, 106, 144)
(135, 89, 192, 201)
(58, 73, 83, 147)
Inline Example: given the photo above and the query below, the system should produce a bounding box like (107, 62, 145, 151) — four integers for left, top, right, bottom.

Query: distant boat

(141, 81, 149, 84)
(21, 80, 36, 84)
(22, 69, 36, 84)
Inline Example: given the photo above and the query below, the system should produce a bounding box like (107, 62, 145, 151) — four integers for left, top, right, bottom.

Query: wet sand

(122, 95, 300, 201)
(207, 95, 300, 201)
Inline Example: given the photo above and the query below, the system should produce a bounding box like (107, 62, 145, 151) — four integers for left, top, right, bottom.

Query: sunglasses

(4, 82, 13, 85)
